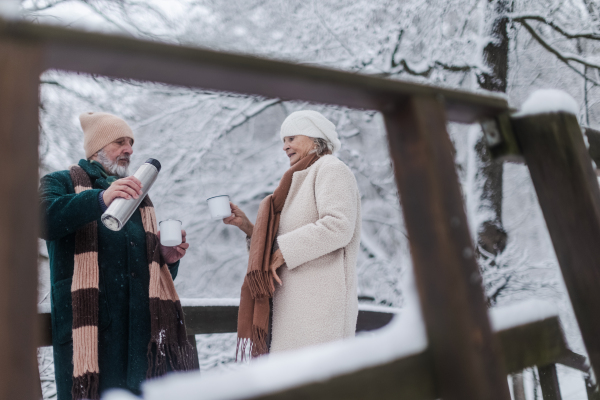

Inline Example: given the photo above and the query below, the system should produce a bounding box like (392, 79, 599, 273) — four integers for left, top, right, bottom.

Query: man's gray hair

(311, 137, 333, 156)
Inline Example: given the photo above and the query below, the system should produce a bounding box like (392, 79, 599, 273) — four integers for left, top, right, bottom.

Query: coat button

(130, 241, 135, 247)
(131, 272, 136, 278)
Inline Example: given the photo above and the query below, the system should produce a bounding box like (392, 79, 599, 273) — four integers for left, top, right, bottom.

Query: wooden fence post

(383, 96, 510, 400)
(511, 111, 600, 380)
(538, 364, 563, 400)
(0, 37, 42, 399)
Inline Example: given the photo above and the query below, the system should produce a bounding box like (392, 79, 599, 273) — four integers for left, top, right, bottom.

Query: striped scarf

(69, 165, 197, 400)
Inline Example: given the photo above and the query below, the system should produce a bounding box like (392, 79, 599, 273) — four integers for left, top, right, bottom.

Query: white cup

(207, 195, 231, 220)
(159, 219, 182, 247)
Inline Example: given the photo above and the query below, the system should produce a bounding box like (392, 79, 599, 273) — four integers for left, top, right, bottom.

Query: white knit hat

(280, 110, 341, 153)
(80, 112, 135, 159)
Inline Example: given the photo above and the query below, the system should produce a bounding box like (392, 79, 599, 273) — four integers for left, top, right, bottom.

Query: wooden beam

(384, 96, 510, 400)
(246, 351, 436, 400)
(538, 364, 563, 400)
(0, 18, 508, 124)
(511, 112, 600, 379)
(38, 305, 397, 347)
(183, 305, 239, 335)
(0, 37, 42, 400)
(245, 316, 576, 400)
(497, 317, 566, 373)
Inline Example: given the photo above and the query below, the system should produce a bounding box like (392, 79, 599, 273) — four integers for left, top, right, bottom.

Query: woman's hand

(223, 202, 254, 237)
(158, 230, 190, 264)
(270, 248, 285, 290)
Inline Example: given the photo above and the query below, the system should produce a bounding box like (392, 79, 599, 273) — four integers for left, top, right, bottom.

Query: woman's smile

(283, 135, 315, 166)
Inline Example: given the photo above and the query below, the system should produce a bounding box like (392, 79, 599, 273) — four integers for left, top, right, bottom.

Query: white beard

(96, 149, 130, 178)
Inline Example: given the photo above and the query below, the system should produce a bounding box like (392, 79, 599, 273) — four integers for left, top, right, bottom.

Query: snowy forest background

(18, 0, 600, 398)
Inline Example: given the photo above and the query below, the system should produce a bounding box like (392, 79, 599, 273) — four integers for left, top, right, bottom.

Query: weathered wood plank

(247, 351, 436, 400)
(38, 305, 397, 347)
(38, 306, 583, 400)
(0, 18, 508, 124)
(245, 316, 575, 400)
(556, 349, 589, 372)
(384, 96, 510, 400)
(539, 364, 563, 400)
(0, 37, 43, 400)
(511, 112, 600, 379)
(497, 317, 566, 373)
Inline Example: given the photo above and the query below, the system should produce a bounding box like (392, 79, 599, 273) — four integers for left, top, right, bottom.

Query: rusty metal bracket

(480, 113, 523, 162)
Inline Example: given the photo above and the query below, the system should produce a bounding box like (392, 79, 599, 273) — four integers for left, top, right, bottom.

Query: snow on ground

(514, 89, 579, 118)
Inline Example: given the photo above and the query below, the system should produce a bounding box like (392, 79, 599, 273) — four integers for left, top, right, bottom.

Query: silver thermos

(101, 158, 161, 231)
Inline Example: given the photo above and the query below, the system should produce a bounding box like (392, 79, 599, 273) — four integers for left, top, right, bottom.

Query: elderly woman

(224, 110, 361, 358)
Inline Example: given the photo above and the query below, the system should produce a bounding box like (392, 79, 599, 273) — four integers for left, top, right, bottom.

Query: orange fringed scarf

(236, 153, 320, 360)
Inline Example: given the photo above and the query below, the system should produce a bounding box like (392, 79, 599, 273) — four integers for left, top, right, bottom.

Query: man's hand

(159, 230, 189, 264)
(102, 176, 143, 207)
(269, 248, 286, 291)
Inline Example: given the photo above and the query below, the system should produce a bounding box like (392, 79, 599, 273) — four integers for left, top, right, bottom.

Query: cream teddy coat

(271, 154, 361, 353)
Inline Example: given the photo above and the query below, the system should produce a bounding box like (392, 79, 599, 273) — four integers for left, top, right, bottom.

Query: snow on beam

(513, 89, 579, 118)
(102, 301, 580, 400)
(0, 18, 508, 124)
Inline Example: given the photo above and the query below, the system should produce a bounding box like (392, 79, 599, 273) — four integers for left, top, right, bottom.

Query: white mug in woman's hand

(159, 219, 182, 246)
(207, 195, 231, 220)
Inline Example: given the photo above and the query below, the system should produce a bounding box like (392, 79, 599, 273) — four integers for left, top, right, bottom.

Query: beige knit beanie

(80, 112, 135, 159)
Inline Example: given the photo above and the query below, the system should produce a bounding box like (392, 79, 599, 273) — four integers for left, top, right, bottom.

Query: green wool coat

(39, 159, 179, 399)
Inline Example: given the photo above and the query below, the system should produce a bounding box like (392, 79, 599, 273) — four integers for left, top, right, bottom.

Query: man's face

(102, 137, 133, 167)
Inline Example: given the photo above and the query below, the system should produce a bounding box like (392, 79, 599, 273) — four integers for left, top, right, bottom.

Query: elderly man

(40, 112, 197, 400)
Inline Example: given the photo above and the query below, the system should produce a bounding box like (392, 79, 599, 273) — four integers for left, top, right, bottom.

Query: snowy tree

(24, 1, 600, 397)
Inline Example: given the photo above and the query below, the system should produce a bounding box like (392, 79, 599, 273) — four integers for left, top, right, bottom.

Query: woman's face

(283, 135, 316, 166)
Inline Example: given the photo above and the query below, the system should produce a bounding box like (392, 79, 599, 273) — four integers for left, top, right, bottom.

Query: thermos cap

(145, 158, 161, 172)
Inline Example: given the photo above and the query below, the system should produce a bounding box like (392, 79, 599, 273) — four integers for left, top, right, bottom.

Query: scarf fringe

(147, 339, 197, 379)
(72, 371, 100, 400)
(247, 270, 273, 299)
(146, 299, 198, 379)
(236, 325, 269, 362)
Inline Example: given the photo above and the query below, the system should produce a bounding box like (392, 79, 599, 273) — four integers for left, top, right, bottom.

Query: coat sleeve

(39, 172, 104, 241)
(168, 260, 180, 280)
(277, 161, 359, 269)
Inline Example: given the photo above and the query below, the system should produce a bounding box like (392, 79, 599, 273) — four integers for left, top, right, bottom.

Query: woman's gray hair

(310, 137, 333, 156)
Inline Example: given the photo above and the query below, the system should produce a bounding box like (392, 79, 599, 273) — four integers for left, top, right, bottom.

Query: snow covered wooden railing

(35, 300, 397, 348)
(103, 301, 591, 400)
(2, 14, 600, 400)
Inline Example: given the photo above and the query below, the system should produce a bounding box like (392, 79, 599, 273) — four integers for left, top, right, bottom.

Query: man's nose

(283, 142, 289, 151)
(123, 143, 133, 155)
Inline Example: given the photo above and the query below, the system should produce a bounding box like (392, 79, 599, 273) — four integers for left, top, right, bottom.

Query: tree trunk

(475, 0, 511, 259)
